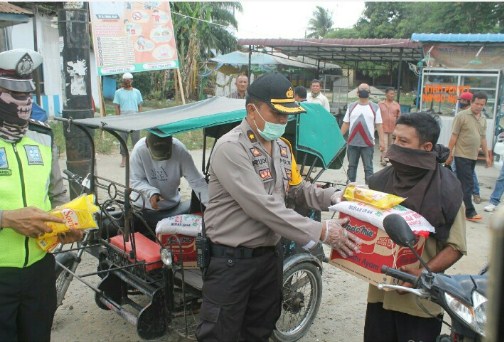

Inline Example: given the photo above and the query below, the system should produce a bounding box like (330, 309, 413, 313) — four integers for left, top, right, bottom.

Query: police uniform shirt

(204, 119, 334, 249)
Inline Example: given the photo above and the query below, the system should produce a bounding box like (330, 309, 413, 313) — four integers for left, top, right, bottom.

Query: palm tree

(171, 2, 242, 100)
(306, 6, 334, 38)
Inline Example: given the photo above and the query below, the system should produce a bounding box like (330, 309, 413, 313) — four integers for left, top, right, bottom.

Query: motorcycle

(379, 214, 488, 341)
(54, 97, 347, 340)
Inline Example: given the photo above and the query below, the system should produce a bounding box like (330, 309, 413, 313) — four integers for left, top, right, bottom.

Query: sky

(234, 1, 366, 39)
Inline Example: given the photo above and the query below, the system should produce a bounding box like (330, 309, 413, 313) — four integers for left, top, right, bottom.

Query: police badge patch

(280, 146, 288, 158)
(259, 168, 272, 181)
(0, 148, 8, 168)
(24, 145, 44, 165)
(250, 147, 262, 157)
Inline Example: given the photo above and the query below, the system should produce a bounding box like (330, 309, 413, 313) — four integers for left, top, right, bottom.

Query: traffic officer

(0, 48, 82, 341)
(196, 72, 361, 341)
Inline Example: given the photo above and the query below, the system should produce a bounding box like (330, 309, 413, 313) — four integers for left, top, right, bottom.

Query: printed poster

(90, 1, 179, 76)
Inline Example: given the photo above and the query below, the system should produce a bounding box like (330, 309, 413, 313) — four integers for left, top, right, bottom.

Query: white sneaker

(484, 204, 497, 212)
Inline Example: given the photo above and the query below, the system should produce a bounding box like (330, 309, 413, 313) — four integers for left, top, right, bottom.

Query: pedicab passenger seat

(109, 232, 162, 272)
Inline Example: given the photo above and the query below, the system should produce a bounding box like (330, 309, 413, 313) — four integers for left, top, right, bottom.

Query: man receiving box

(196, 72, 361, 341)
(364, 112, 466, 341)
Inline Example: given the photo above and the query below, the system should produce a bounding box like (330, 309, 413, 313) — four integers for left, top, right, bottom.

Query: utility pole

(58, 2, 94, 198)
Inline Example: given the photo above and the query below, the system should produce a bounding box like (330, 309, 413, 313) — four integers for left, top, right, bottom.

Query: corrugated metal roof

(411, 33, 504, 43)
(0, 3, 32, 15)
(237, 38, 423, 64)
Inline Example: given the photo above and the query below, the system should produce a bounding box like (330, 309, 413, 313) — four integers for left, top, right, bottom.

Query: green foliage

(171, 2, 242, 100)
(325, 28, 361, 39)
(355, 2, 504, 39)
(306, 6, 334, 38)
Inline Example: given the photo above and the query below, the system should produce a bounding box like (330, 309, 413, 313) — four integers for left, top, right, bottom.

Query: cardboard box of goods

(329, 213, 426, 287)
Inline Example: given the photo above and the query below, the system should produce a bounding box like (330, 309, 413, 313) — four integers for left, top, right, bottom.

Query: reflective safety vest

(0, 129, 53, 268)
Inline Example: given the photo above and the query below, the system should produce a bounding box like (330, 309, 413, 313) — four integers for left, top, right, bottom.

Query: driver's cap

(146, 133, 172, 161)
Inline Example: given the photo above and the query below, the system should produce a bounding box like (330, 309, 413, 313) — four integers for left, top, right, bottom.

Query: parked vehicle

(54, 97, 347, 340)
(379, 214, 488, 342)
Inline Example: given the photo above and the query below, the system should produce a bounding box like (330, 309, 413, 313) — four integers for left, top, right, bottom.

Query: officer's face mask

(0, 91, 32, 125)
(252, 104, 287, 141)
(358, 89, 370, 98)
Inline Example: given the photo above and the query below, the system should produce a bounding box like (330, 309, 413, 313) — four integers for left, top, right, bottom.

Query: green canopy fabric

(296, 102, 346, 169)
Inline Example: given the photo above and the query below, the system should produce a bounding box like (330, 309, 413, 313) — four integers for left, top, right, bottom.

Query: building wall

(11, 14, 99, 117)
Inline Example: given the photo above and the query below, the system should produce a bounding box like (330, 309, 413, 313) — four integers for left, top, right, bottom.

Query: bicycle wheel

(55, 252, 77, 308)
(272, 262, 322, 342)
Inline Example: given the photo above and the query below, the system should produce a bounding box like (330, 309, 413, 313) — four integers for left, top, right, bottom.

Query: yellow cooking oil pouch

(343, 184, 405, 210)
(37, 194, 99, 251)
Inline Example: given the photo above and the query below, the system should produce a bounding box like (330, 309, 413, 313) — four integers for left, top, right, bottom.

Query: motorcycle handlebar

(381, 265, 418, 285)
(63, 169, 82, 182)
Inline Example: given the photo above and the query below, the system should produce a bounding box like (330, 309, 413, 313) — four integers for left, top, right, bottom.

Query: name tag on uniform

(24, 145, 44, 165)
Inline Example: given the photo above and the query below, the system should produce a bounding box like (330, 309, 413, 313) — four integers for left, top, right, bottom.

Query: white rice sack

(155, 214, 202, 237)
(329, 201, 435, 234)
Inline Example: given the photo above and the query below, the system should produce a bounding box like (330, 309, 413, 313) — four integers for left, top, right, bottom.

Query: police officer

(196, 72, 361, 341)
(0, 49, 82, 341)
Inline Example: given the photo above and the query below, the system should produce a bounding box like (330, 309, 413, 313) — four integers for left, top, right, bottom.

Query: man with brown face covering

(129, 132, 208, 229)
(363, 112, 466, 342)
(0, 49, 82, 341)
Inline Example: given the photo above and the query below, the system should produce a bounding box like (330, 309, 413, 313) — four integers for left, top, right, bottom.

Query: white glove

(330, 190, 343, 205)
(322, 218, 362, 258)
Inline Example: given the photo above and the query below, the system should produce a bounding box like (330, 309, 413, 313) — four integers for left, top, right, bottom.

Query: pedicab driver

(196, 72, 361, 341)
(0, 49, 82, 340)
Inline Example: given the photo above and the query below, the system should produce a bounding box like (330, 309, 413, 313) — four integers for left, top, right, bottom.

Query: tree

(171, 2, 242, 100)
(306, 6, 334, 38)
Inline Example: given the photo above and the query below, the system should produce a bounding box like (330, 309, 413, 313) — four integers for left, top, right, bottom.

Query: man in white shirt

(340, 83, 385, 184)
(306, 79, 330, 111)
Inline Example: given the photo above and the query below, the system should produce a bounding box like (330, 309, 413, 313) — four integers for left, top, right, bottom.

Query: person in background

(0, 48, 82, 341)
(378, 87, 401, 166)
(307, 79, 330, 111)
(196, 72, 361, 341)
(364, 112, 466, 342)
(113, 72, 143, 168)
(228, 74, 248, 99)
(340, 83, 384, 184)
(294, 85, 307, 102)
(451, 91, 482, 204)
(446, 92, 492, 222)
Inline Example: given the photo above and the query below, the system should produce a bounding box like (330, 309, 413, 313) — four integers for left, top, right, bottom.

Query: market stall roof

(411, 33, 504, 43)
(0, 2, 32, 28)
(209, 50, 340, 71)
(237, 38, 423, 64)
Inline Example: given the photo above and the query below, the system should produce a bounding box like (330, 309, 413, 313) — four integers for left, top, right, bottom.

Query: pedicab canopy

(65, 96, 345, 169)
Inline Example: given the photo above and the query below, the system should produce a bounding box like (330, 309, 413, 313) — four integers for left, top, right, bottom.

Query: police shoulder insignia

(24, 145, 44, 165)
(284, 168, 292, 179)
(247, 130, 257, 143)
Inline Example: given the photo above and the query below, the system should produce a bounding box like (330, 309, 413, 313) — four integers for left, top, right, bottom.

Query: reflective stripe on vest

(0, 131, 52, 268)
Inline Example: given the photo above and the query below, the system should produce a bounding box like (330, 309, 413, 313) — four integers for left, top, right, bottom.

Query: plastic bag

(343, 184, 405, 210)
(37, 194, 99, 251)
(329, 201, 434, 235)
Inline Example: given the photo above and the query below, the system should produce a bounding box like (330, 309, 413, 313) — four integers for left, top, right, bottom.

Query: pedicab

(54, 97, 346, 341)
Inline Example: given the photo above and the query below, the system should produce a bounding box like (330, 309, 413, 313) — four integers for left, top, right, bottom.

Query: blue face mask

(252, 104, 287, 141)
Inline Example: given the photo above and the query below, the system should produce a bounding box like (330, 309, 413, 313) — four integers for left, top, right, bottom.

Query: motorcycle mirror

(383, 214, 417, 248)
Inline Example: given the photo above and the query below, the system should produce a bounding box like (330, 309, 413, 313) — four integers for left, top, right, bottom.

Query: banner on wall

(89, 2, 179, 76)
(424, 44, 504, 70)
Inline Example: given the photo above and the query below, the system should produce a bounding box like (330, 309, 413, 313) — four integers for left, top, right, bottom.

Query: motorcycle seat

(110, 232, 162, 271)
